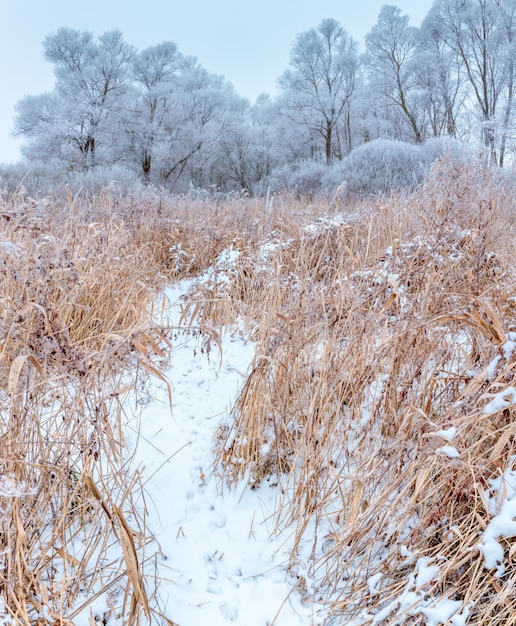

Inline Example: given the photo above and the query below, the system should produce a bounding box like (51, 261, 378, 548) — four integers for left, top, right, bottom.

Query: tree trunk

(84, 136, 95, 169)
(325, 119, 332, 165)
(142, 150, 151, 183)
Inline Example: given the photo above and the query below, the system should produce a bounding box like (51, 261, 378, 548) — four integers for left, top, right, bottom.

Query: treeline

(6, 0, 516, 196)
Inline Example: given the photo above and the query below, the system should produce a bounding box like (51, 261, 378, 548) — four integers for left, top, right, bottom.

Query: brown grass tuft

(207, 158, 516, 623)
(0, 190, 178, 624)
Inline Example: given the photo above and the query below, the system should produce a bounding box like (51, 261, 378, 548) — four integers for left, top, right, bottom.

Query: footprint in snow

(220, 603, 238, 621)
(208, 514, 227, 530)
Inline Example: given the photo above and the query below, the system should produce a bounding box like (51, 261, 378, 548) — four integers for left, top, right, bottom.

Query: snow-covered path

(126, 284, 321, 625)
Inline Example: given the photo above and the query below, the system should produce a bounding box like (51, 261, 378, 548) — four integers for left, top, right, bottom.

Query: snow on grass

(303, 213, 353, 235)
(479, 459, 516, 577)
(435, 445, 460, 459)
(502, 332, 516, 360)
(0, 475, 36, 498)
(198, 243, 241, 287)
(67, 214, 512, 625)
(483, 386, 516, 415)
(92, 281, 324, 626)
(355, 556, 468, 626)
(436, 426, 457, 442)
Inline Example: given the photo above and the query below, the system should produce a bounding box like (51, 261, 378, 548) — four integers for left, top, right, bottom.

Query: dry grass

(3, 156, 516, 624)
(194, 158, 516, 624)
(0, 187, 250, 625)
(0, 189, 176, 625)
(0, 185, 329, 624)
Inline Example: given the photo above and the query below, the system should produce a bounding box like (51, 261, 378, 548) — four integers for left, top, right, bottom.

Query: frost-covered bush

(267, 160, 327, 198)
(0, 162, 147, 197)
(65, 164, 147, 196)
(422, 136, 465, 163)
(323, 137, 465, 198)
(323, 139, 423, 197)
(0, 161, 57, 197)
(262, 138, 466, 199)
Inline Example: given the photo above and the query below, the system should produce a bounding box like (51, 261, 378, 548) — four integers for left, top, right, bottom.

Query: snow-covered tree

(278, 18, 359, 165)
(494, 0, 516, 165)
(124, 41, 183, 181)
(212, 94, 284, 194)
(15, 28, 134, 169)
(364, 5, 424, 143)
(416, 6, 464, 139)
(154, 57, 245, 190)
(16, 8, 516, 196)
(14, 93, 63, 163)
(434, 0, 514, 163)
(14, 30, 247, 191)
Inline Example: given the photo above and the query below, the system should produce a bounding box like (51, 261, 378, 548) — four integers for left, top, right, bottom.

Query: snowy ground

(117, 282, 323, 625)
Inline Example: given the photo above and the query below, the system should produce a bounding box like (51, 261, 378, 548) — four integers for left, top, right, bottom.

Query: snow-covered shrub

(323, 137, 465, 198)
(0, 162, 147, 197)
(0, 161, 58, 197)
(323, 139, 424, 197)
(65, 164, 147, 196)
(267, 160, 327, 198)
(422, 136, 465, 163)
(261, 138, 466, 200)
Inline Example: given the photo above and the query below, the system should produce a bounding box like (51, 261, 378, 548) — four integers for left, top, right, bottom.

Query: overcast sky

(0, 0, 433, 164)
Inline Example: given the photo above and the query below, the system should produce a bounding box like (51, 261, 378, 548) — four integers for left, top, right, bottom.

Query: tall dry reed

(4, 157, 516, 624)
(196, 158, 516, 624)
(0, 185, 330, 624)
(0, 188, 177, 625)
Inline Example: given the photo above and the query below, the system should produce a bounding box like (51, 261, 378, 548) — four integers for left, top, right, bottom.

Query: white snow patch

(484, 386, 516, 415)
(436, 445, 460, 459)
(357, 556, 465, 626)
(503, 332, 516, 360)
(436, 427, 457, 442)
(486, 355, 501, 381)
(420, 598, 464, 626)
(197, 244, 241, 287)
(479, 460, 516, 576)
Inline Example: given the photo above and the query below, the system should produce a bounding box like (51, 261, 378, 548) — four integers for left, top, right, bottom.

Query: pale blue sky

(0, 0, 433, 163)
